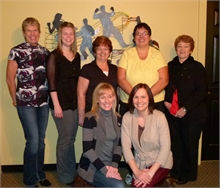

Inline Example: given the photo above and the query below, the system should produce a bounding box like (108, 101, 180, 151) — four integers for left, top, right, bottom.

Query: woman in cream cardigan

(121, 83, 173, 187)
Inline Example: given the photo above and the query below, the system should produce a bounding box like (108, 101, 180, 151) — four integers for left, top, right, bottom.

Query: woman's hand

(77, 76, 88, 126)
(117, 67, 133, 95)
(106, 166, 122, 180)
(50, 92, 63, 118)
(134, 169, 152, 187)
(175, 107, 186, 118)
(54, 105, 63, 118)
(164, 101, 171, 111)
(78, 114, 85, 126)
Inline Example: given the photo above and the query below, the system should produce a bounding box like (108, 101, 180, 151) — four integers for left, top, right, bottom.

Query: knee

(73, 175, 94, 187)
(38, 140, 45, 150)
(25, 140, 39, 154)
(57, 138, 74, 150)
(115, 180, 125, 188)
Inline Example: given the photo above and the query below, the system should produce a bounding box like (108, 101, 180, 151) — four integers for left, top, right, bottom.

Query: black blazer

(165, 56, 208, 121)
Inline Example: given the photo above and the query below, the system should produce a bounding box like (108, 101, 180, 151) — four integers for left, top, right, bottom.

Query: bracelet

(182, 107, 187, 112)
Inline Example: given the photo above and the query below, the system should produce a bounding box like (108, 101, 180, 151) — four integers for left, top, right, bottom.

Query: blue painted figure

(79, 18, 95, 60)
(93, 5, 128, 48)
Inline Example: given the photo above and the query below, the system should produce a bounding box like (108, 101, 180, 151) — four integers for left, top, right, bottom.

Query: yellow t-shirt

(118, 47, 167, 103)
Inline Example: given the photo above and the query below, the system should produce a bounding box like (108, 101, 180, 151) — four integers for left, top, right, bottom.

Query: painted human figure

(93, 5, 128, 48)
(47, 13, 64, 34)
(79, 18, 95, 60)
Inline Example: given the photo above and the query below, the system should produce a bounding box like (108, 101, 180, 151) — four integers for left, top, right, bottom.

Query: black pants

(168, 116, 203, 181)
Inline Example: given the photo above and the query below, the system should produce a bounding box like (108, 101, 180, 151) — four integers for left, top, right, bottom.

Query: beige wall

(0, 0, 207, 165)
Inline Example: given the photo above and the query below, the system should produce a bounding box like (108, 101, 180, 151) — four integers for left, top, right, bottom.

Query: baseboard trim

(1, 162, 127, 173)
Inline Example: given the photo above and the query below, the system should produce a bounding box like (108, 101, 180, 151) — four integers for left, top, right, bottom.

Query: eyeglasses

(135, 31, 149, 37)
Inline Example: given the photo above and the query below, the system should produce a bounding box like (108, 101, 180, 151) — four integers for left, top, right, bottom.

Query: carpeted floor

(0, 160, 219, 187)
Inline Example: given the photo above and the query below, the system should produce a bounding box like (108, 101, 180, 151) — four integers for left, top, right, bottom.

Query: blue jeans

(51, 109, 78, 184)
(90, 170, 125, 187)
(17, 105, 49, 186)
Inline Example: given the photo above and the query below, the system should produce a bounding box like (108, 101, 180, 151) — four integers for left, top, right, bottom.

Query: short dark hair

(128, 83, 155, 114)
(92, 36, 113, 54)
(132, 22, 152, 38)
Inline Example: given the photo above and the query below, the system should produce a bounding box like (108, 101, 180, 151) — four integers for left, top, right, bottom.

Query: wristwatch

(182, 107, 187, 113)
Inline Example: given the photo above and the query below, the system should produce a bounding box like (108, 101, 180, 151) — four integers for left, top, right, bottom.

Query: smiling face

(133, 88, 149, 112)
(176, 41, 192, 63)
(98, 89, 115, 111)
(95, 45, 111, 62)
(134, 27, 151, 47)
(61, 27, 75, 47)
(23, 24, 40, 46)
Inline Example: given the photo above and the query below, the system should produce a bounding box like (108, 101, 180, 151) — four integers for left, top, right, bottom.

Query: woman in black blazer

(164, 35, 208, 185)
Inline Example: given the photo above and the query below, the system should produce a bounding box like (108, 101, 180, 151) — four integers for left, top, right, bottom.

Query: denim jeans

(90, 170, 125, 187)
(17, 105, 49, 186)
(51, 109, 78, 184)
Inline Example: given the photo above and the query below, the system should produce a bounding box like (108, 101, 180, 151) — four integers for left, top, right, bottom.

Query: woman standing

(77, 36, 118, 126)
(77, 83, 124, 187)
(6, 17, 51, 187)
(164, 35, 207, 184)
(117, 22, 168, 185)
(121, 83, 173, 187)
(46, 22, 81, 186)
(117, 22, 168, 116)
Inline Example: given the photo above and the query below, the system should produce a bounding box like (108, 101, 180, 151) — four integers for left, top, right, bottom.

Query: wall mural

(45, 5, 158, 63)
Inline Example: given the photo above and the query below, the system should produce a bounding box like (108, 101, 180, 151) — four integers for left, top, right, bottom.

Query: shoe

(65, 181, 74, 187)
(176, 178, 188, 184)
(155, 177, 175, 187)
(125, 173, 132, 185)
(39, 179, 51, 186)
(163, 177, 175, 187)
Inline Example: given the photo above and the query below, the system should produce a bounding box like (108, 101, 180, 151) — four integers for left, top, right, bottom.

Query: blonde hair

(87, 82, 119, 121)
(56, 21, 77, 56)
(22, 17, 40, 33)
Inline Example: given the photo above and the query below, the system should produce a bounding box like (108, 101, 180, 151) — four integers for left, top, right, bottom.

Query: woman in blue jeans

(6, 17, 51, 187)
(77, 83, 124, 187)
